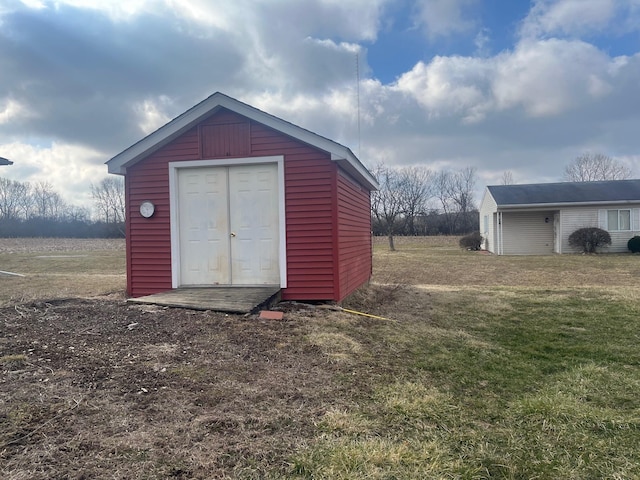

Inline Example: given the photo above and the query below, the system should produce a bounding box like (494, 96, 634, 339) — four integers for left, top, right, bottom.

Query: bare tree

(31, 181, 66, 219)
(433, 167, 478, 234)
(48, 192, 66, 219)
(501, 170, 514, 185)
(0, 177, 30, 220)
(91, 177, 125, 224)
(0, 176, 127, 236)
(400, 166, 434, 235)
(63, 204, 91, 222)
(450, 166, 477, 233)
(563, 153, 632, 182)
(433, 171, 456, 234)
(371, 164, 406, 251)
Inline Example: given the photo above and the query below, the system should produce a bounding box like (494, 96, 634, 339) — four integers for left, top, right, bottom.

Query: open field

(1, 237, 639, 479)
(0, 238, 125, 306)
(373, 235, 640, 287)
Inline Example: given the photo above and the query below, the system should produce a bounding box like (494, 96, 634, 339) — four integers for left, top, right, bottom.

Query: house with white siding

(479, 180, 640, 255)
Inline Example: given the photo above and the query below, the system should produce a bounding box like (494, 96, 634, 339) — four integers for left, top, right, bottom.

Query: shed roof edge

(107, 92, 378, 190)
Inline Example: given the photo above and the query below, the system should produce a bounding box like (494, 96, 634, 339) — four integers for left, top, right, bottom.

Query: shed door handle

(230, 232, 237, 237)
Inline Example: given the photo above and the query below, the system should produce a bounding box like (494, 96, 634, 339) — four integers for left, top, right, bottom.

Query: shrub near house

(627, 235, 640, 253)
(459, 231, 483, 250)
(568, 227, 611, 253)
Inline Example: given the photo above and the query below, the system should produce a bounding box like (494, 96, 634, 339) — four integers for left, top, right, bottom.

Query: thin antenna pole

(356, 52, 361, 158)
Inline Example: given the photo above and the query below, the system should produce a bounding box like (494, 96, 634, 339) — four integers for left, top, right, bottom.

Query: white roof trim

(497, 200, 640, 210)
(107, 92, 378, 190)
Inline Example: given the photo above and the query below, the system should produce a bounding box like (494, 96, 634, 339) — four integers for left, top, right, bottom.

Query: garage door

(177, 164, 280, 285)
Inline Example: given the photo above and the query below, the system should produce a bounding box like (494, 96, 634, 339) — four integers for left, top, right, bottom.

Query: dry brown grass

(373, 235, 640, 288)
(7, 235, 634, 302)
(0, 238, 126, 306)
(0, 238, 124, 254)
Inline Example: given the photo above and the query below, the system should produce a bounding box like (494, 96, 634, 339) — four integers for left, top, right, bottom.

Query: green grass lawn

(290, 238, 640, 479)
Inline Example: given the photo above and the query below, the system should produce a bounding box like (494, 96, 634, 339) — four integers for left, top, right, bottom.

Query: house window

(607, 209, 631, 231)
(483, 215, 489, 233)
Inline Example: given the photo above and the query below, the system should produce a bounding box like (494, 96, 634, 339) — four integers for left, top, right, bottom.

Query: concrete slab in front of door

(128, 287, 281, 314)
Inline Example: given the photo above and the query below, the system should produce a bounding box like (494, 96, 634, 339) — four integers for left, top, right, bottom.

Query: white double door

(178, 163, 280, 286)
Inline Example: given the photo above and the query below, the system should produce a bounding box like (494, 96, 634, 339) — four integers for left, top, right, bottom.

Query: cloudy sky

(1, 0, 640, 209)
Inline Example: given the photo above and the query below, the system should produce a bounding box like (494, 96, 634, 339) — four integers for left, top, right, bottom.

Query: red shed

(107, 92, 378, 303)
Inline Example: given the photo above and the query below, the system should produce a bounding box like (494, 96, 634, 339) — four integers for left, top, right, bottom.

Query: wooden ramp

(128, 287, 281, 313)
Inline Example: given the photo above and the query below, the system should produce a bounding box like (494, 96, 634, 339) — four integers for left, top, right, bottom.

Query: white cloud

(6, 0, 158, 21)
(520, 0, 637, 39)
(19, 0, 46, 9)
(493, 39, 612, 116)
(388, 36, 618, 123)
(0, 141, 106, 207)
(51, 0, 155, 20)
(2, 0, 640, 211)
(413, 0, 478, 39)
(134, 96, 172, 136)
(394, 56, 494, 122)
(163, 0, 236, 31)
(474, 28, 491, 56)
(340, 34, 640, 195)
(162, 0, 387, 41)
(0, 98, 31, 124)
(616, 154, 640, 175)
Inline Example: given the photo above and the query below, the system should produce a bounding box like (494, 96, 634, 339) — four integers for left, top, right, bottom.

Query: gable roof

(107, 92, 378, 190)
(488, 179, 640, 207)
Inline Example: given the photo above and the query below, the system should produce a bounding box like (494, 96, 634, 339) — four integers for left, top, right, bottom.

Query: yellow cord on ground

(339, 308, 390, 320)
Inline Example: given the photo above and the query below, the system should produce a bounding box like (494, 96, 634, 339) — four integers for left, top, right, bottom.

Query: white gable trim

(107, 92, 378, 190)
(479, 187, 493, 211)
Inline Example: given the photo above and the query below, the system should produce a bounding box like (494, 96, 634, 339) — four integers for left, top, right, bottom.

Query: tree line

(2, 163, 479, 242)
(0, 176, 125, 238)
(563, 153, 631, 182)
(371, 153, 629, 250)
(501, 153, 632, 185)
(371, 164, 479, 250)
(0, 152, 629, 239)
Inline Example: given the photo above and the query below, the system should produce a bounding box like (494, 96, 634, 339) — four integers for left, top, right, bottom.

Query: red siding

(336, 169, 373, 301)
(125, 127, 199, 296)
(251, 122, 336, 301)
(125, 107, 372, 301)
(201, 122, 250, 157)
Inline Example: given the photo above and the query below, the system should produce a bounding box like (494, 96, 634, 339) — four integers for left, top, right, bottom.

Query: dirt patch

(0, 298, 358, 479)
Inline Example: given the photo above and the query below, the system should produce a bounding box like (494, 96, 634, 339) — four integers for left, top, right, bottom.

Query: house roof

(107, 92, 378, 190)
(488, 179, 640, 207)
(0, 157, 13, 165)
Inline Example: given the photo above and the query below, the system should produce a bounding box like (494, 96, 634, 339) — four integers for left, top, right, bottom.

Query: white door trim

(553, 212, 562, 254)
(169, 156, 287, 289)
